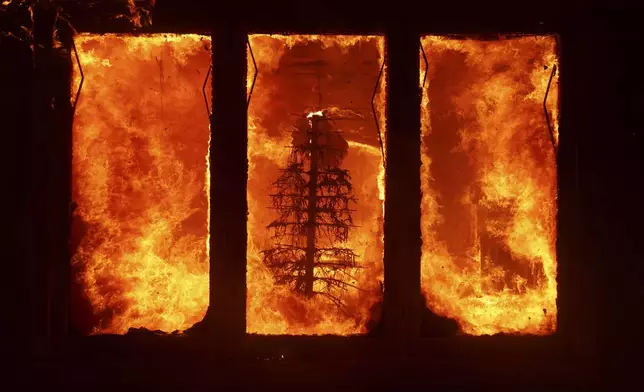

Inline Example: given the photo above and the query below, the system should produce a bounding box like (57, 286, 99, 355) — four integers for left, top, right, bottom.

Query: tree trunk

(305, 117, 320, 297)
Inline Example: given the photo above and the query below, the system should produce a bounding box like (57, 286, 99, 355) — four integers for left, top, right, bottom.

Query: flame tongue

(247, 35, 386, 335)
(307, 110, 324, 118)
(420, 36, 559, 335)
(71, 34, 212, 334)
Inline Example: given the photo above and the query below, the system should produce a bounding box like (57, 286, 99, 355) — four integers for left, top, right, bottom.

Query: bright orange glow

(71, 34, 212, 334)
(247, 35, 386, 335)
(420, 36, 559, 335)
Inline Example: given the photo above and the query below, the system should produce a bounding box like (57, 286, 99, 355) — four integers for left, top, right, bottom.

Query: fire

(71, 34, 212, 334)
(307, 110, 324, 118)
(420, 36, 559, 335)
(247, 35, 386, 335)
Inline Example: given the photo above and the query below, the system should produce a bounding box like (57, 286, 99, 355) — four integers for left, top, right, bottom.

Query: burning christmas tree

(262, 111, 361, 313)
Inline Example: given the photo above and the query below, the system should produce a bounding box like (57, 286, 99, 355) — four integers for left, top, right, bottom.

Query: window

(419, 35, 559, 335)
(70, 34, 212, 334)
(246, 35, 386, 335)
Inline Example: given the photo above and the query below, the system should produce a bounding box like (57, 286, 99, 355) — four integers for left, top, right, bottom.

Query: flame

(307, 110, 324, 118)
(247, 35, 386, 335)
(71, 34, 212, 334)
(420, 36, 559, 335)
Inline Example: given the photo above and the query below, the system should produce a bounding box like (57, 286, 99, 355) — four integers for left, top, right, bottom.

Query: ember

(420, 36, 559, 335)
(71, 34, 212, 334)
(247, 35, 386, 335)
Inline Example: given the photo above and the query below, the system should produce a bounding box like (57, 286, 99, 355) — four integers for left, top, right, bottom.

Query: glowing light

(71, 34, 212, 334)
(420, 35, 559, 335)
(247, 34, 386, 335)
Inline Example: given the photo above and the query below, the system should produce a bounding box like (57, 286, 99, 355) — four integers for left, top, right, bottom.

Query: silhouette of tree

(262, 111, 361, 314)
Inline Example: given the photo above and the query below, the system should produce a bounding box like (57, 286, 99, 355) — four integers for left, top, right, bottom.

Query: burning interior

(5, 0, 616, 384)
(246, 35, 386, 335)
(66, 31, 557, 338)
(70, 34, 212, 335)
(419, 36, 559, 335)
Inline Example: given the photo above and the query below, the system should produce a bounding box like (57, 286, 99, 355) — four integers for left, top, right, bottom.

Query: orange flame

(247, 35, 386, 335)
(71, 34, 212, 334)
(420, 36, 559, 335)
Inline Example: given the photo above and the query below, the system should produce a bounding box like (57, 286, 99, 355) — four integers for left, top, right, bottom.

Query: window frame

(52, 16, 588, 369)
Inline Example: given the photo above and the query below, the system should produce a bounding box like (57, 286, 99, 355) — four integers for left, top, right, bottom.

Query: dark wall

(584, 9, 643, 385)
(2, 0, 34, 352)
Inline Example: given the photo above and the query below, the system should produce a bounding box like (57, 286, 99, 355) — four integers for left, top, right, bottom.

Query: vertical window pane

(247, 35, 386, 335)
(71, 34, 212, 334)
(420, 36, 559, 335)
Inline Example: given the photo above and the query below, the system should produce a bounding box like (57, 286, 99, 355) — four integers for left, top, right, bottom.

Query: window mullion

(208, 24, 248, 349)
